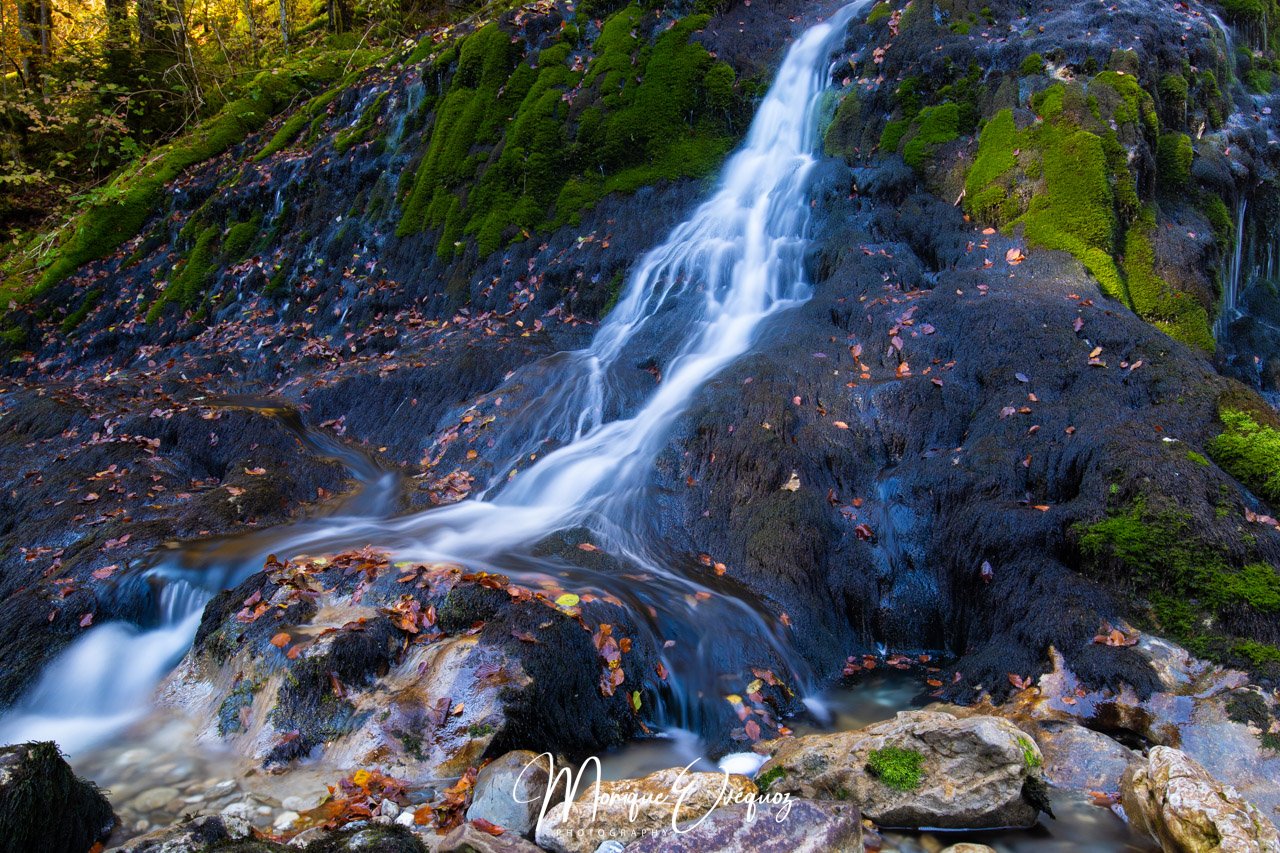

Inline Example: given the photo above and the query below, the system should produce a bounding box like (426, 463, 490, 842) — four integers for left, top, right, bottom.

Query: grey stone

(467, 750, 561, 837)
(622, 799, 862, 852)
(437, 821, 546, 852)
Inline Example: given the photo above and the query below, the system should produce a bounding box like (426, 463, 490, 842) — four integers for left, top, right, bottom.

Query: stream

(0, 3, 1162, 849)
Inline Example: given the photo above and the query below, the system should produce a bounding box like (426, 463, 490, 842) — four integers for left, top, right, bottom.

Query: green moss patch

(867, 745, 925, 791)
(1077, 497, 1280, 671)
(397, 7, 742, 259)
(1208, 408, 1280, 503)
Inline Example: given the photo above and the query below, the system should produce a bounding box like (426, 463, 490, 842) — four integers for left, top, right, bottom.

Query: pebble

(274, 810, 300, 830)
(130, 787, 180, 812)
(380, 800, 401, 820)
(395, 811, 416, 828)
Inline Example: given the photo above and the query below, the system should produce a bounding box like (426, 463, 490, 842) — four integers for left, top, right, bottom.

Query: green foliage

(1159, 73, 1189, 121)
(867, 746, 924, 791)
(397, 7, 740, 258)
(1020, 53, 1045, 77)
(1208, 408, 1280, 504)
(867, 2, 892, 24)
(1156, 132, 1193, 188)
(1235, 640, 1280, 665)
(1187, 450, 1210, 466)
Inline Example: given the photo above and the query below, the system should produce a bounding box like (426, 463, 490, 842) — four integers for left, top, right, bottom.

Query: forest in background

(0, 0, 465, 246)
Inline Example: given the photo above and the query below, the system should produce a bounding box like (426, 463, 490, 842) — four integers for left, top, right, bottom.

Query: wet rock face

(106, 813, 251, 853)
(534, 767, 758, 853)
(620, 799, 863, 853)
(756, 710, 1046, 829)
(1121, 746, 1280, 853)
(0, 741, 116, 853)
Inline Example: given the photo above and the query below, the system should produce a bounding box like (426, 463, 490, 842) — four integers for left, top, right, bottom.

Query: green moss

(867, 746, 924, 791)
(397, 8, 739, 260)
(756, 765, 785, 792)
(1091, 70, 1160, 139)
(1208, 408, 1280, 504)
(148, 224, 220, 321)
(1077, 498, 1280, 663)
(964, 109, 1017, 219)
(879, 119, 909, 154)
(1157, 132, 1193, 188)
(466, 722, 495, 737)
(1187, 450, 1210, 466)
(59, 287, 102, 334)
(335, 90, 388, 154)
(1234, 639, 1280, 665)
(1017, 736, 1042, 769)
(223, 214, 263, 262)
(1160, 73, 1189, 121)
(902, 103, 960, 170)
(1123, 208, 1214, 350)
(867, 1, 892, 24)
(1020, 53, 1045, 77)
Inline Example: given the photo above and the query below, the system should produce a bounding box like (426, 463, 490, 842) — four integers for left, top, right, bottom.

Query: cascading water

(1216, 196, 1249, 340)
(0, 3, 865, 753)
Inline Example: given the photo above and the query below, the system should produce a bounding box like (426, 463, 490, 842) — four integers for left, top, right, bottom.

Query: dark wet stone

(0, 741, 116, 853)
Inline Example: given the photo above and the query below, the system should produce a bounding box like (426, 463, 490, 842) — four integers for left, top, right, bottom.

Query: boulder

(1018, 719, 1136, 792)
(621, 799, 862, 852)
(756, 710, 1046, 829)
(534, 767, 757, 853)
(0, 741, 116, 853)
(466, 750, 561, 837)
(437, 821, 545, 852)
(1121, 746, 1280, 852)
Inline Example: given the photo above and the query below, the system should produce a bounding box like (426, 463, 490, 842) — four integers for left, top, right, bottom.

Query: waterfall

(0, 2, 866, 752)
(1216, 196, 1249, 340)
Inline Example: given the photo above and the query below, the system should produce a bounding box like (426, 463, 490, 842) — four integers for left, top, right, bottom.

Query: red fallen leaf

(1032, 504, 1051, 512)
(472, 818, 505, 836)
(286, 643, 305, 660)
(79, 612, 94, 627)
(713, 562, 727, 576)
(245, 467, 267, 475)
(744, 719, 762, 741)
(931, 377, 944, 387)
(81, 493, 99, 503)
(512, 630, 539, 643)
(577, 543, 598, 552)
(271, 632, 291, 648)
(1073, 316, 1084, 333)
(1088, 790, 1120, 807)
(980, 560, 994, 583)
(226, 485, 245, 497)
(896, 361, 911, 378)
(91, 565, 119, 580)
(1008, 673, 1033, 690)
(779, 612, 792, 627)
(655, 662, 669, 680)
(1005, 247, 1025, 265)
(853, 523, 875, 541)
(833, 420, 850, 430)
(999, 406, 1017, 419)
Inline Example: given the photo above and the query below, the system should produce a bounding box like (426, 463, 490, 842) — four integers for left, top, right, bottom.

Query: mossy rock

(0, 741, 116, 853)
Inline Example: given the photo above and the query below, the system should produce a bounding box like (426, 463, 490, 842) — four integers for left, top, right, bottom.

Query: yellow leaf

(352, 769, 371, 787)
(555, 593, 580, 609)
(725, 694, 743, 705)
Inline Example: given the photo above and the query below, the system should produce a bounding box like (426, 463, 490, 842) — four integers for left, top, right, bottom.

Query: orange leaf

(271, 632, 291, 648)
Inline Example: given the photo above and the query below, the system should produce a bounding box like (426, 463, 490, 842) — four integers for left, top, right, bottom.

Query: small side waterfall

(0, 3, 867, 753)
(1216, 196, 1249, 340)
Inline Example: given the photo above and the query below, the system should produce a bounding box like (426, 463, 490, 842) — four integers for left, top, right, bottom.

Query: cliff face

(0, 0, 1279, 789)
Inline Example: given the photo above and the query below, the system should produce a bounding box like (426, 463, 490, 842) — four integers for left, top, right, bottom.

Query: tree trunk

(16, 0, 51, 87)
(279, 0, 289, 47)
(327, 0, 350, 34)
(137, 0, 155, 43)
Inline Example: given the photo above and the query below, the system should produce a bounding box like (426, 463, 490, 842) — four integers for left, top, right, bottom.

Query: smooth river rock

(621, 799, 862, 852)
(534, 767, 757, 853)
(756, 710, 1046, 829)
(466, 750, 561, 837)
(1121, 746, 1280, 853)
(437, 821, 546, 852)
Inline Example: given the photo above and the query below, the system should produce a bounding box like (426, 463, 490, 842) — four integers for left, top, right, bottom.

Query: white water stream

(0, 3, 866, 754)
